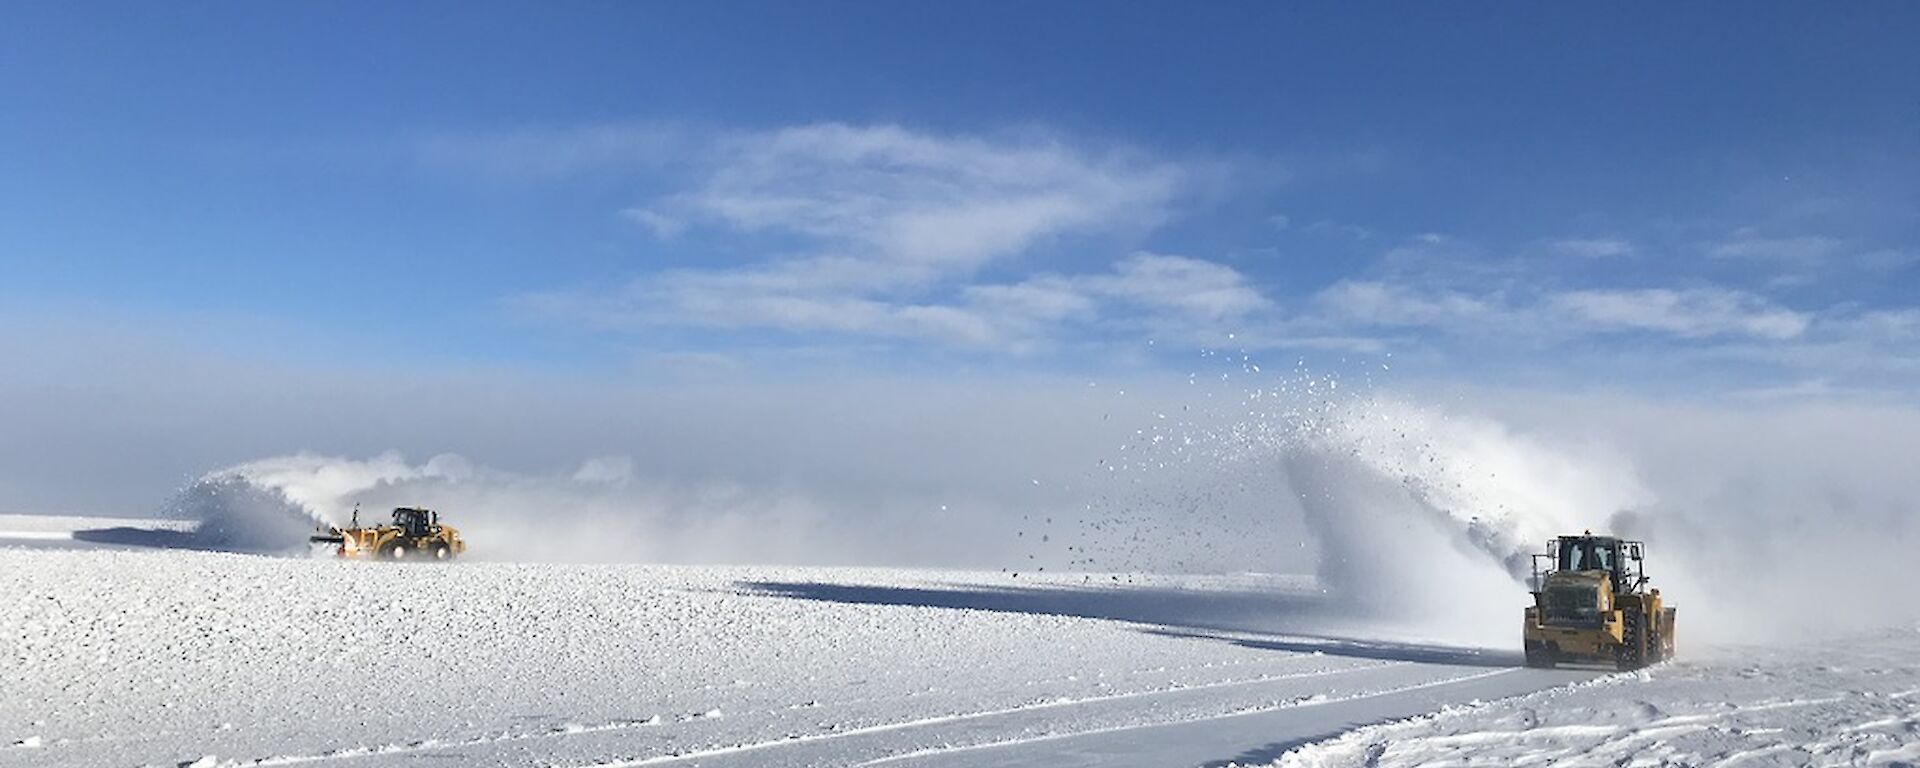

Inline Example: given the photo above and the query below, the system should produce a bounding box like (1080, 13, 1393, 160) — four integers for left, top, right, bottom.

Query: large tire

(430, 543, 452, 561)
(1646, 618, 1666, 664)
(380, 541, 409, 560)
(1524, 642, 1554, 669)
(1616, 611, 1647, 671)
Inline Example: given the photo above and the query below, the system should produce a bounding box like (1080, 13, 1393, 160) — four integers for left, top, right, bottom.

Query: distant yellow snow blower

(1523, 532, 1675, 670)
(311, 506, 465, 561)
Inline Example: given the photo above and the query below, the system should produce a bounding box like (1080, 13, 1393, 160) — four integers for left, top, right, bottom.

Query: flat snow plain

(3, 530, 1592, 768)
(6, 521, 1913, 767)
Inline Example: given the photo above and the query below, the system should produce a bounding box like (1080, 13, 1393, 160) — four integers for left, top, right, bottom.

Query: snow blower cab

(1522, 532, 1675, 670)
(310, 506, 466, 561)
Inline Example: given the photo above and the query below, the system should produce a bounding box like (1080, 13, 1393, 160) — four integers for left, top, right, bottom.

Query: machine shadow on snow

(738, 580, 1524, 669)
(1142, 628, 1522, 668)
(70, 526, 240, 552)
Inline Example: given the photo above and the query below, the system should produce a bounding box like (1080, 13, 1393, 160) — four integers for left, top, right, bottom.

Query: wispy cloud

(1545, 238, 1635, 258)
(667, 123, 1187, 270)
(1851, 308, 1920, 341)
(1705, 230, 1844, 265)
(1315, 280, 1500, 328)
(525, 250, 1271, 352)
(1548, 287, 1811, 340)
(619, 207, 685, 239)
(1081, 253, 1273, 320)
(1859, 248, 1920, 273)
(1301, 219, 1376, 240)
(453, 122, 1907, 383)
(512, 123, 1258, 351)
(1310, 279, 1810, 343)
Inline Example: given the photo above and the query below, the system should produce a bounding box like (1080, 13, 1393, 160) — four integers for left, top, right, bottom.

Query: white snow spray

(159, 451, 860, 564)
(1278, 397, 1652, 643)
(1067, 358, 1653, 646)
(1078, 356, 1920, 647)
(162, 452, 466, 552)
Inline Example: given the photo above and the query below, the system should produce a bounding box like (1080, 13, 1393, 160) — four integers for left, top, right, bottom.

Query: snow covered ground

(1273, 631, 1920, 767)
(7, 518, 1916, 767)
(4, 535, 1588, 768)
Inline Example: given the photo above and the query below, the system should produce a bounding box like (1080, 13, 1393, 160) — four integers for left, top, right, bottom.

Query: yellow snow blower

(311, 506, 465, 561)
(1523, 532, 1675, 670)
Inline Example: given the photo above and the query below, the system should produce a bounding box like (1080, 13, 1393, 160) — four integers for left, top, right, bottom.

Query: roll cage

(1531, 535, 1648, 596)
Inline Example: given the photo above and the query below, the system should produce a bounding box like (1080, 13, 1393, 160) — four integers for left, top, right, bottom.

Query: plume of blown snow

(161, 452, 467, 552)
(1263, 395, 1651, 645)
(1071, 364, 1654, 646)
(1216, 382, 1920, 647)
(1294, 396, 1651, 582)
(160, 451, 851, 564)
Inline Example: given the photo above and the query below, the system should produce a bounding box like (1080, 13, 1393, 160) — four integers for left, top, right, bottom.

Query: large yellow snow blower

(310, 506, 466, 561)
(1523, 532, 1675, 670)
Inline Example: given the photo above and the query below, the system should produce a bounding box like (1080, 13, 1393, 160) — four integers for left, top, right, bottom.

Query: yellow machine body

(313, 507, 466, 561)
(1522, 534, 1675, 670)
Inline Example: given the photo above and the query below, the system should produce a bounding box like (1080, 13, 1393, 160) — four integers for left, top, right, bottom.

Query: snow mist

(162, 451, 849, 564)
(1081, 360, 1920, 648)
(1278, 397, 1651, 644)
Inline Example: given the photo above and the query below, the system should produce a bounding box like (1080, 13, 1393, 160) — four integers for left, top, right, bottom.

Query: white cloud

(1723, 378, 1842, 403)
(619, 207, 685, 239)
(572, 455, 635, 485)
(1314, 280, 1498, 328)
(1859, 249, 1920, 273)
(1706, 231, 1844, 265)
(1546, 238, 1635, 258)
(1302, 220, 1375, 240)
(530, 283, 1004, 347)
(1085, 253, 1273, 320)
(674, 123, 1186, 270)
(1547, 288, 1810, 340)
(536, 254, 1271, 352)
(1856, 308, 1920, 339)
(515, 123, 1268, 352)
(1308, 280, 1816, 345)
(1702, 231, 1916, 285)
(961, 278, 1097, 324)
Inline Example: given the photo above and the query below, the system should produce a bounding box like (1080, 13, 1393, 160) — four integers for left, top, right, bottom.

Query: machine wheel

(430, 543, 452, 561)
(380, 541, 409, 560)
(1616, 611, 1648, 671)
(1524, 643, 1554, 669)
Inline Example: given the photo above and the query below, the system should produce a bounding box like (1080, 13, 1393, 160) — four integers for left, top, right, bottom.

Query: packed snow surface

(1273, 630, 1920, 767)
(3, 544, 1590, 768)
(10, 520, 1917, 767)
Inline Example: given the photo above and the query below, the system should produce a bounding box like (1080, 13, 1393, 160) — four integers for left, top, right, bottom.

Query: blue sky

(4, 3, 1919, 396)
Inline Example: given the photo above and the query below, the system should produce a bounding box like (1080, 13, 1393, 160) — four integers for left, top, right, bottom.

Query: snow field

(3, 547, 1532, 767)
(1271, 630, 1920, 767)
